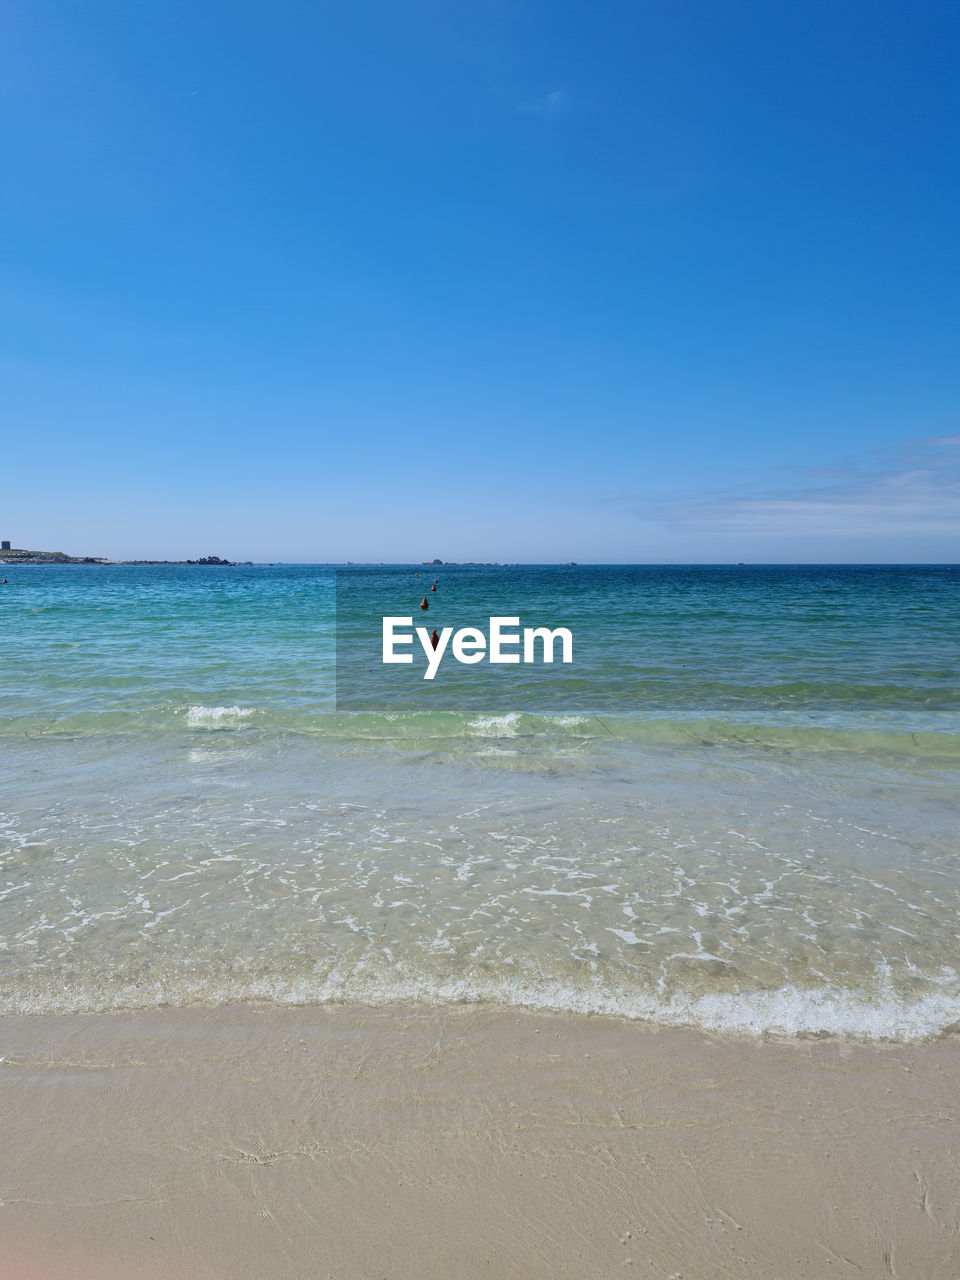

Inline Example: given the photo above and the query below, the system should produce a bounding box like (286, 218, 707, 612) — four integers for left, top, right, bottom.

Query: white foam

(5, 966, 960, 1042)
(606, 928, 646, 946)
(185, 705, 255, 729)
(467, 713, 521, 737)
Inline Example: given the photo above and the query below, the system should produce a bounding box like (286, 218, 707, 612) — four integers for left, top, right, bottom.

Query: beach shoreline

(2, 1003, 958, 1279)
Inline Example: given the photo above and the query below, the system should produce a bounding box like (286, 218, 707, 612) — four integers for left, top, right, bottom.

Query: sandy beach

(2, 1004, 958, 1279)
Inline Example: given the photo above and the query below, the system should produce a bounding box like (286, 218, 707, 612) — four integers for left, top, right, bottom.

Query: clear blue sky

(2, 1, 958, 561)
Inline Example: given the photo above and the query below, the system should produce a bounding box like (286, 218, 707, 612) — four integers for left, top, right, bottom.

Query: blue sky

(2, 0, 957, 561)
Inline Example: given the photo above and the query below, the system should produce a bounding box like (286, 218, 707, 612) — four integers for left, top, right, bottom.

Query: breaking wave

(5, 964, 960, 1042)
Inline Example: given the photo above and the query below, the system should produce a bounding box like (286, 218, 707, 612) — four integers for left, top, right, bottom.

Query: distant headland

(0, 545, 109, 565)
(0, 544, 246, 566)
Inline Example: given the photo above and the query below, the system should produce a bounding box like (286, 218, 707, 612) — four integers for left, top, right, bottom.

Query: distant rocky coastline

(0, 549, 246, 566)
(0, 548, 109, 565)
(118, 556, 247, 566)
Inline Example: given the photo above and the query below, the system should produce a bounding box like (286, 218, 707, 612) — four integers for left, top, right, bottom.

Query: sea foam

(4, 967, 960, 1042)
(185, 705, 255, 729)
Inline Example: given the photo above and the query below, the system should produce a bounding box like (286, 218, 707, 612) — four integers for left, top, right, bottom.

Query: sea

(2, 563, 958, 1040)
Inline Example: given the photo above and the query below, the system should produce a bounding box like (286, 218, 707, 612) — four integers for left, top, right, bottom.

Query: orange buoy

(420, 596, 429, 610)
(430, 583, 436, 592)
(430, 628, 439, 649)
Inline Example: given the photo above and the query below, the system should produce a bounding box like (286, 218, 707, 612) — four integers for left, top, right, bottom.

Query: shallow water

(2, 564, 958, 1038)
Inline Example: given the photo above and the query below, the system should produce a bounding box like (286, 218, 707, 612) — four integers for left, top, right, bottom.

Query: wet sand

(1, 1004, 958, 1279)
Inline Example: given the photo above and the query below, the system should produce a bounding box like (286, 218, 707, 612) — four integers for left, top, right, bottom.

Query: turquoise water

(1, 564, 958, 1038)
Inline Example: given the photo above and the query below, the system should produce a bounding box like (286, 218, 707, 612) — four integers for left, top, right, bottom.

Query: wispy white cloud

(618, 436, 960, 543)
(518, 89, 568, 117)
